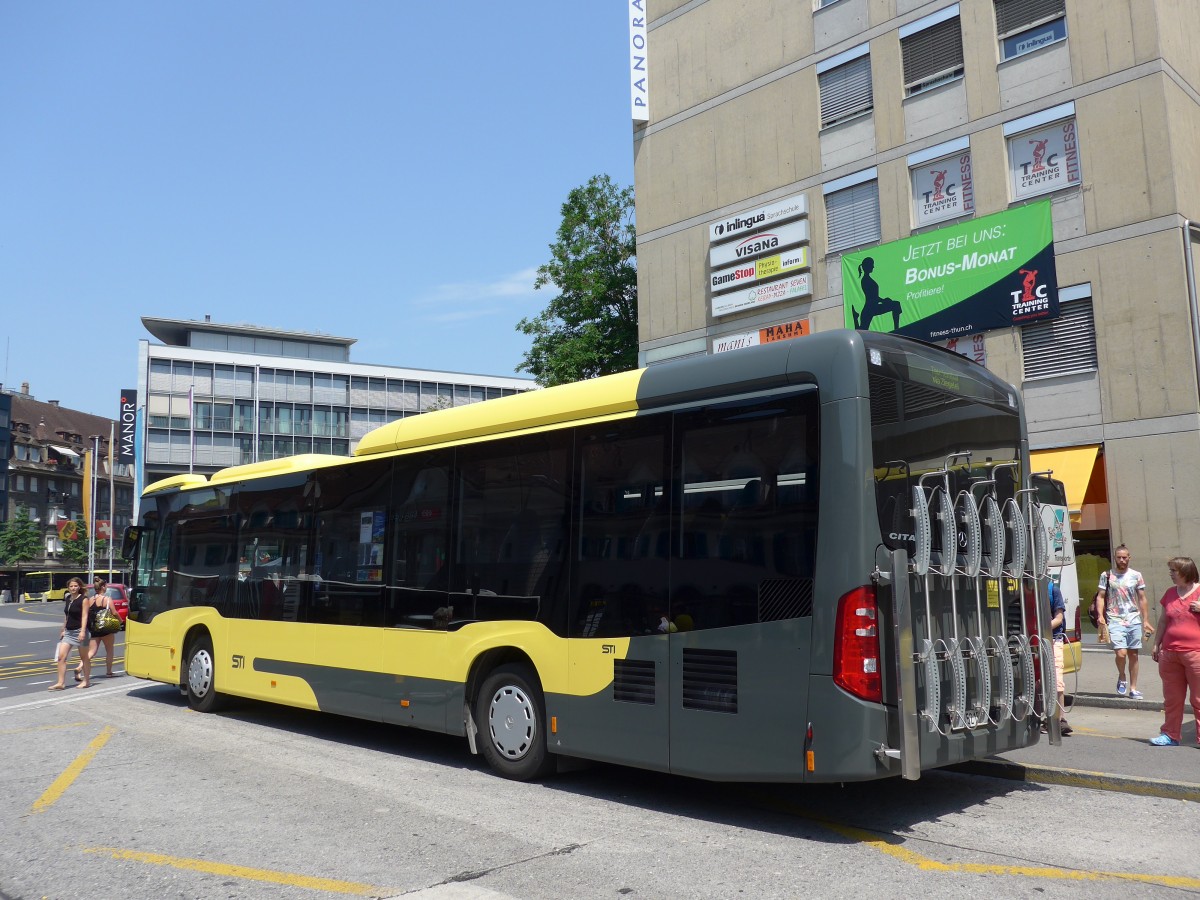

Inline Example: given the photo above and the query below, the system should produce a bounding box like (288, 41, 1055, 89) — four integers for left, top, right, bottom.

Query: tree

(517, 174, 638, 386)
(61, 528, 90, 566)
(0, 508, 42, 567)
(59, 525, 110, 569)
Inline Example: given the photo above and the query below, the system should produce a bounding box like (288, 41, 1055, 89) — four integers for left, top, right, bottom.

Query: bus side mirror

(121, 526, 141, 561)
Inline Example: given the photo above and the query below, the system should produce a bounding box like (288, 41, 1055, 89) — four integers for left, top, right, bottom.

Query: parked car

(102, 584, 130, 627)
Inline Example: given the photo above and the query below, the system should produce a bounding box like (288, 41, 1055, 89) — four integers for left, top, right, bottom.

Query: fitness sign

(840, 200, 1059, 341)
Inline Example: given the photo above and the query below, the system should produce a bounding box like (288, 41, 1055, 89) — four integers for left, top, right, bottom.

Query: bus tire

(185, 634, 222, 713)
(475, 664, 555, 781)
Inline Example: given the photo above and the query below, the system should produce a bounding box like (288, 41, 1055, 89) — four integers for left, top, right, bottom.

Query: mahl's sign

(708, 193, 809, 318)
(841, 200, 1058, 341)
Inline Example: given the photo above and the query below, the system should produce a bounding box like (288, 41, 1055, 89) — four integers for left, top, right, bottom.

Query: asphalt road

(0, 601, 126, 698)
(2, 607, 1198, 899)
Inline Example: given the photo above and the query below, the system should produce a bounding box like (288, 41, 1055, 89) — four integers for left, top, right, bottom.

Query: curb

(952, 758, 1200, 801)
(1067, 692, 1163, 712)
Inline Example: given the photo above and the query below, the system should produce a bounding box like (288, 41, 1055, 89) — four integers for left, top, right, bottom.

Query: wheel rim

(188, 648, 213, 698)
(487, 684, 536, 760)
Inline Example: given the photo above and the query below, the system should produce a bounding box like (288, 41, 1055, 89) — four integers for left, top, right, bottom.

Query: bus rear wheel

(475, 664, 555, 781)
(185, 634, 222, 713)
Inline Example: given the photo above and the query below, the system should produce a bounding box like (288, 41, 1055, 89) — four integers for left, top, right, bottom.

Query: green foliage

(517, 174, 638, 386)
(0, 508, 42, 566)
(61, 529, 90, 566)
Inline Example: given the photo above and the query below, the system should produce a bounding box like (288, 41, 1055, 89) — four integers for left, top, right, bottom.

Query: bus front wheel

(475, 664, 555, 781)
(185, 634, 222, 713)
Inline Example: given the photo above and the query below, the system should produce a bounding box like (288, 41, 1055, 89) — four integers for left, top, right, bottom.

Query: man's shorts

(1053, 638, 1065, 693)
(1109, 621, 1143, 650)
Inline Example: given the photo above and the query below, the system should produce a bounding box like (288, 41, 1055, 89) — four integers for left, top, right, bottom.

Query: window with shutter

(901, 16, 964, 95)
(825, 181, 881, 254)
(1021, 298, 1096, 380)
(995, 0, 1066, 60)
(819, 54, 873, 127)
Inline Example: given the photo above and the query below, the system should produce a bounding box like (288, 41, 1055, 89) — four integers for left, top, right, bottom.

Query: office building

(137, 317, 535, 489)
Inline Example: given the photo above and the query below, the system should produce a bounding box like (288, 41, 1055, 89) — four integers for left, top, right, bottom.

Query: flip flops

(47, 685, 65, 691)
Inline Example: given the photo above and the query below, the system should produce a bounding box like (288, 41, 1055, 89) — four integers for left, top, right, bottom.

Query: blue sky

(0, 3, 636, 417)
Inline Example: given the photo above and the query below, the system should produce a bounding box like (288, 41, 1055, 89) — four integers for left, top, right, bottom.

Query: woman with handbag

(49, 577, 92, 690)
(76, 576, 120, 680)
(1149, 557, 1200, 745)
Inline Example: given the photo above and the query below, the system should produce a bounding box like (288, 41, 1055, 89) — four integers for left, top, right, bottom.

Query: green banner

(841, 201, 1058, 341)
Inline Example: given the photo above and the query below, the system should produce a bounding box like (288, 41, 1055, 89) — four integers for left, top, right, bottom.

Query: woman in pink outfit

(1149, 557, 1200, 746)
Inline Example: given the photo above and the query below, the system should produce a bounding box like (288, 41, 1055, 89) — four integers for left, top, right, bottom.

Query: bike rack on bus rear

(882, 460, 1061, 778)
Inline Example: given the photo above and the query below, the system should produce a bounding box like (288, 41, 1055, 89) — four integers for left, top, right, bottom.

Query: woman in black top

(49, 577, 92, 690)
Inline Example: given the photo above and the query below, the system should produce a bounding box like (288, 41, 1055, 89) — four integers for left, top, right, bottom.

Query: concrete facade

(633, 0, 1200, 601)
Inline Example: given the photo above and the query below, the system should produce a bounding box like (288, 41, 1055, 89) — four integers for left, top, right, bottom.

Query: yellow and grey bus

(22, 569, 128, 602)
(122, 330, 1061, 782)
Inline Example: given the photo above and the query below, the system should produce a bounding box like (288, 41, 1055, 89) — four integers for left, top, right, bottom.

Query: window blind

(995, 0, 1065, 37)
(902, 16, 964, 90)
(819, 55, 873, 127)
(1022, 299, 1096, 379)
(825, 181, 881, 254)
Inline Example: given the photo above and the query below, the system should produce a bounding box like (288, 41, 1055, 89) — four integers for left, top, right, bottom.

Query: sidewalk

(956, 636, 1200, 800)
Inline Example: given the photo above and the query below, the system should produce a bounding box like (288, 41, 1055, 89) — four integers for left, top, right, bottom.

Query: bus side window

(388, 454, 453, 629)
(310, 458, 391, 627)
(571, 424, 668, 638)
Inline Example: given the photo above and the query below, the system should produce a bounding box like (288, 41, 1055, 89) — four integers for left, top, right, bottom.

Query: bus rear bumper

(805, 676, 1040, 782)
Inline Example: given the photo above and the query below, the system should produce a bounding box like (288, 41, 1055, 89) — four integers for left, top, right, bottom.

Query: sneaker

(1149, 733, 1179, 746)
(1116, 680, 1128, 696)
(1129, 689, 1144, 700)
(1059, 719, 1073, 736)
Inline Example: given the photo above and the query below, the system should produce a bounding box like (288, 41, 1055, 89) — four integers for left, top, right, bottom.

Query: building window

(1005, 103, 1080, 200)
(909, 138, 974, 228)
(1022, 294, 1096, 380)
(824, 170, 880, 254)
(995, 0, 1066, 61)
(817, 44, 872, 128)
(901, 6, 964, 95)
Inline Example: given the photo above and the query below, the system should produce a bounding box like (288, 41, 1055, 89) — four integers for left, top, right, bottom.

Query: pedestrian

(76, 575, 118, 680)
(1048, 579, 1073, 735)
(48, 577, 92, 691)
(1148, 556, 1200, 746)
(1093, 544, 1154, 699)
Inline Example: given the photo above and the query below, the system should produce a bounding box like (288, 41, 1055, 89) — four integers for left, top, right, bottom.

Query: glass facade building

(137, 317, 535, 489)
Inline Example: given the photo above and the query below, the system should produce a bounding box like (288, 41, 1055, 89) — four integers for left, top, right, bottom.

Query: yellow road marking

(754, 794, 1200, 888)
(820, 819, 1200, 888)
(0, 653, 37, 660)
(30, 725, 117, 814)
(83, 847, 396, 896)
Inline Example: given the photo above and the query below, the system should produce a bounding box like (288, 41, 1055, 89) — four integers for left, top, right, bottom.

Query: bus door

(565, 424, 672, 772)
(668, 392, 818, 780)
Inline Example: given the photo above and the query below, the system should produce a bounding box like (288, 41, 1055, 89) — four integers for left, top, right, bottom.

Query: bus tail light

(834, 585, 881, 703)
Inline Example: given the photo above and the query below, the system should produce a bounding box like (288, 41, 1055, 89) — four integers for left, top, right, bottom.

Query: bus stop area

(957, 641, 1200, 801)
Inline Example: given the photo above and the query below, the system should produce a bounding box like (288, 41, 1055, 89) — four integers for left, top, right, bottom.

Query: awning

(50, 444, 79, 458)
(1030, 445, 1100, 512)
